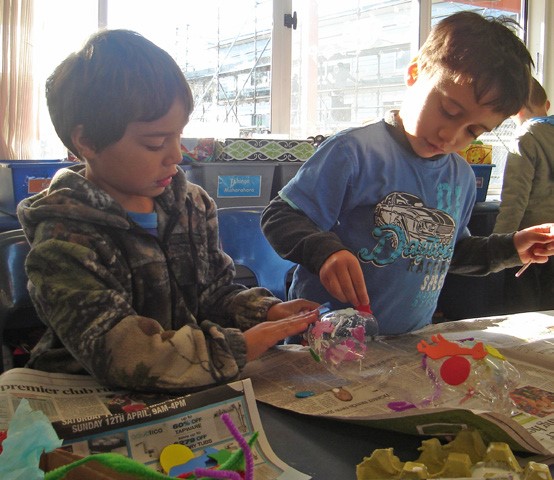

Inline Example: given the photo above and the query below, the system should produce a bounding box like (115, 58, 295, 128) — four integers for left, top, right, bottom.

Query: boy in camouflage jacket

(17, 29, 318, 393)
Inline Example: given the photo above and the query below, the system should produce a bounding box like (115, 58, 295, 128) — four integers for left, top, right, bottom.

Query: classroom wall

(528, 0, 553, 95)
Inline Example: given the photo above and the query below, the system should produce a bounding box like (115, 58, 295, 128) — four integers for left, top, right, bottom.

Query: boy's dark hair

(46, 29, 194, 159)
(526, 77, 548, 109)
(418, 11, 533, 117)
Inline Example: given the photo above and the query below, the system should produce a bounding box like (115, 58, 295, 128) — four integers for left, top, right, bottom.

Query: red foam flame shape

(417, 334, 487, 360)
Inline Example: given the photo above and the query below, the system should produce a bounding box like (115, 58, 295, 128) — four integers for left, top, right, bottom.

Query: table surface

(257, 401, 424, 479)
(257, 402, 554, 480)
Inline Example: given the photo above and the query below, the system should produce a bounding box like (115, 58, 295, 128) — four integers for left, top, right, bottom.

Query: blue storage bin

(271, 161, 304, 198)
(0, 160, 75, 213)
(471, 164, 494, 203)
(186, 162, 276, 208)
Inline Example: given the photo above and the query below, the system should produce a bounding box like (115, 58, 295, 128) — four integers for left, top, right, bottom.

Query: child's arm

(261, 197, 346, 273)
(513, 224, 554, 263)
(318, 250, 369, 307)
(23, 235, 286, 393)
(449, 233, 520, 275)
(449, 224, 554, 275)
(261, 197, 369, 306)
(244, 308, 319, 361)
(266, 299, 320, 320)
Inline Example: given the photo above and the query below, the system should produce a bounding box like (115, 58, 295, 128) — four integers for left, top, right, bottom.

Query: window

(13, 0, 528, 186)
(289, 0, 415, 139)
(31, 0, 98, 159)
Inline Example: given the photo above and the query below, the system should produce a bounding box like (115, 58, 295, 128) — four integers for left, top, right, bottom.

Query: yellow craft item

(159, 443, 195, 474)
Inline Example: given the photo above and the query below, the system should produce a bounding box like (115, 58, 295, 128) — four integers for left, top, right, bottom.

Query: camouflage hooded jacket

(17, 164, 280, 393)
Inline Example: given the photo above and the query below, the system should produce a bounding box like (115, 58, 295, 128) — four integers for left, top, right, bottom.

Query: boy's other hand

(244, 308, 319, 361)
(267, 299, 320, 321)
(513, 223, 554, 264)
(319, 250, 370, 307)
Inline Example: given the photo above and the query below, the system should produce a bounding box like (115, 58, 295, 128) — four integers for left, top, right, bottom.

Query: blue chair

(217, 206, 296, 301)
(0, 229, 43, 372)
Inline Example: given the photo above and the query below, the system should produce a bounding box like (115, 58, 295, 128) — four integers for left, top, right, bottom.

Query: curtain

(1, 0, 35, 160)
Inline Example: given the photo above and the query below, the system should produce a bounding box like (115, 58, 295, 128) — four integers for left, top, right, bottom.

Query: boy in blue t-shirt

(262, 12, 554, 335)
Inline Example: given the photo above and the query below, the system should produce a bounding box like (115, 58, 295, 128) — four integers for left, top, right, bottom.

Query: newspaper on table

(242, 310, 554, 459)
(0, 369, 309, 479)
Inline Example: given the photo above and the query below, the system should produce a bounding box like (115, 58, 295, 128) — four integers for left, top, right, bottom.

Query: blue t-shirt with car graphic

(281, 121, 476, 334)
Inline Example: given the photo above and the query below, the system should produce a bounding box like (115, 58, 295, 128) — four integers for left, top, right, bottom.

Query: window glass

(34, 1, 97, 159)
(290, 0, 415, 139)
(432, 0, 521, 23)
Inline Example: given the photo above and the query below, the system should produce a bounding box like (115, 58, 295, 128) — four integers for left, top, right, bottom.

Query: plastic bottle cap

(356, 304, 373, 314)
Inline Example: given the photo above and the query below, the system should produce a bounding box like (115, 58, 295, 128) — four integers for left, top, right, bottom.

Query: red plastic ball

(440, 355, 471, 386)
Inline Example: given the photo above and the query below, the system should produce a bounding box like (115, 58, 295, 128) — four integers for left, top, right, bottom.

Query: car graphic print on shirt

(374, 192, 455, 249)
(357, 192, 456, 268)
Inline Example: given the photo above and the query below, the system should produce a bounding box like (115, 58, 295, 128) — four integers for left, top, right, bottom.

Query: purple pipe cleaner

(194, 412, 254, 480)
(193, 468, 242, 480)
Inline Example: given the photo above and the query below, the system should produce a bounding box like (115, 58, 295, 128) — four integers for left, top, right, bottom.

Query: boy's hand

(513, 224, 554, 264)
(267, 299, 320, 321)
(244, 308, 319, 361)
(319, 250, 370, 307)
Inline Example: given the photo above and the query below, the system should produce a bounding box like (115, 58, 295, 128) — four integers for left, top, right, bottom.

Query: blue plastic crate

(186, 162, 276, 208)
(271, 161, 304, 198)
(0, 160, 75, 213)
(471, 164, 494, 203)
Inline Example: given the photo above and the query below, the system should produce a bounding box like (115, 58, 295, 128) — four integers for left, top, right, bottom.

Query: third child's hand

(319, 250, 370, 307)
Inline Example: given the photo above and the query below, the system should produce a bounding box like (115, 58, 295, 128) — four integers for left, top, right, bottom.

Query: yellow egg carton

(357, 429, 552, 479)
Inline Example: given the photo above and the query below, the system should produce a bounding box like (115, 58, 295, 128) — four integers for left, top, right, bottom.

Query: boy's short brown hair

(46, 29, 194, 159)
(418, 11, 533, 118)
